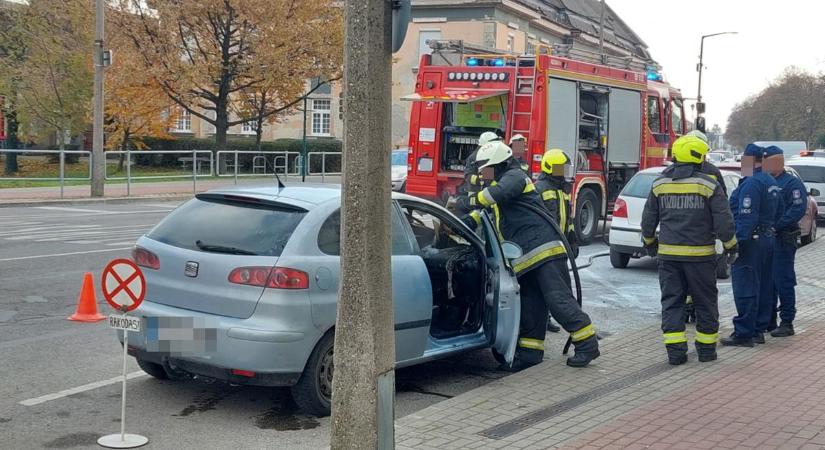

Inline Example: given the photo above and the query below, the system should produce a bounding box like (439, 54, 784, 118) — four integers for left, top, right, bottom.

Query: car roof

(788, 156, 825, 167)
(636, 165, 739, 178)
(202, 183, 421, 209)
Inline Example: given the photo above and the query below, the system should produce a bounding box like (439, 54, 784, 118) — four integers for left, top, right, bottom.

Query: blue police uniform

(754, 147, 785, 335)
(771, 167, 808, 331)
(726, 145, 780, 344)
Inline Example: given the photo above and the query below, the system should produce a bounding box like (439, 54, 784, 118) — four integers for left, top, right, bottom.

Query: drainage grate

(479, 360, 676, 439)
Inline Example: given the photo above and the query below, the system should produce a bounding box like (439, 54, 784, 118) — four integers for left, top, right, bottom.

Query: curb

(0, 193, 193, 208)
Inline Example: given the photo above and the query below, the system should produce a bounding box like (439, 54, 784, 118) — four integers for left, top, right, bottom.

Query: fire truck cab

(404, 41, 687, 244)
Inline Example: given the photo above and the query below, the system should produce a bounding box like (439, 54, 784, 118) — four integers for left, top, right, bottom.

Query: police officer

(535, 149, 578, 257)
(722, 144, 781, 347)
(763, 147, 804, 337)
(641, 135, 737, 365)
(454, 131, 501, 214)
(463, 141, 599, 368)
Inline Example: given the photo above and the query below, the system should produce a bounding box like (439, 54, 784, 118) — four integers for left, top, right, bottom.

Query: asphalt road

(0, 199, 668, 449)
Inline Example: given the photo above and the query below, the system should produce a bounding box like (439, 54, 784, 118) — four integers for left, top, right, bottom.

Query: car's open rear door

(480, 212, 520, 367)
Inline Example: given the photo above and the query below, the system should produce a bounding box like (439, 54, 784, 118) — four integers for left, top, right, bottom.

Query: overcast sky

(608, 0, 825, 131)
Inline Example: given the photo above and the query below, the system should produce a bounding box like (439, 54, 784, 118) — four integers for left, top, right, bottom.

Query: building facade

(176, 0, 654, 147)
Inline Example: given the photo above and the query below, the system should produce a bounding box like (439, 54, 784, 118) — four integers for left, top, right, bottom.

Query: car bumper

(121, 300, 318, 387)
(609, 225, 644, 251)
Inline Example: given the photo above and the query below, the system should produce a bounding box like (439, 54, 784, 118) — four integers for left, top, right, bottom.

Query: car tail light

(228, 267, 309, 290)
(132, 246, 160, 270)
(613, 198, 628, 218)
(231, 369, 256, 377)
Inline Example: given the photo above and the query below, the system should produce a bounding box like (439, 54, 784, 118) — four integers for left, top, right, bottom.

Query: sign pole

(120, 308, 128, 441)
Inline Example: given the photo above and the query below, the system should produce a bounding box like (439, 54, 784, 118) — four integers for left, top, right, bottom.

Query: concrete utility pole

(91, 0, 106, 197)
(330, 0, 395, 448)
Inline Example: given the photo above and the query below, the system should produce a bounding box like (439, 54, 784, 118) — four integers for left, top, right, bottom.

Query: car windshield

(621, 172, 659, 198)
(147, 198, 306, 256)
(789, 165, 825, 184)
(391, 150, 407, 166)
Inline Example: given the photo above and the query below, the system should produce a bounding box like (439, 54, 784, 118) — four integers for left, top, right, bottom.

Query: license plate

(108, 314, 141, 332)
(144, 316, 218, 354)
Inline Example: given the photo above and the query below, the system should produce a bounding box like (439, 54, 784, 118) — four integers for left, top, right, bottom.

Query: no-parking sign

(101, 258, 146, 312)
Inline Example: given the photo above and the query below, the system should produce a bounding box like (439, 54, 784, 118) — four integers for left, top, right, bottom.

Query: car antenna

(274, 171, 286, 190)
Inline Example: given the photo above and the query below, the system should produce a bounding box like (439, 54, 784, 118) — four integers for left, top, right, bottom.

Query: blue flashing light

(467, 58, 479, 66)
(646, 71, 662, 81)
(493, 58, 506, 67)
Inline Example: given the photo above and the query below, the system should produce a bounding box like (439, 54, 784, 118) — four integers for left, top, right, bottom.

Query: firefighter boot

(684, 298, 696, 324)
(771, 321, 795, 337)
(566, 336, 599, 368)
(695, 342, 717, 362)
(666, 343, 688, 365)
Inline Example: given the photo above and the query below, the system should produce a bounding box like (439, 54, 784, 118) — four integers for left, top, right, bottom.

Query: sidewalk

(396, 237, 825, 450)
(0, 175, 341, 204)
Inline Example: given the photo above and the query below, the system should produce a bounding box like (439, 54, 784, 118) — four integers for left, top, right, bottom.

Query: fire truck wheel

(575, 188, 599, 245)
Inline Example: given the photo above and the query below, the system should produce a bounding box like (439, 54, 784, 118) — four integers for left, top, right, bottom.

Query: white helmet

(478, 131, 501, 147)
(475, 141, 513, 170)
(686, 129, 709, 144)
(509, 133, 526, 145)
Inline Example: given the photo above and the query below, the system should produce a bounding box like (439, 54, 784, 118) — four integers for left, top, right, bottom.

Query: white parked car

(392, 148, 409, 192)
(788, 154, 825, 221)
(608, 166, 740, 278)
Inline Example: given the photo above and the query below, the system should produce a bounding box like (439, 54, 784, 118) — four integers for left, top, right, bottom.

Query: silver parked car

(124, 185, 520, 415)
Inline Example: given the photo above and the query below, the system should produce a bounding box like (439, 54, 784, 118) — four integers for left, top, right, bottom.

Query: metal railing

(0, 149, 92, 198)
(307, 152, 342, 183)
(105, 150, 214, 197)
(215, 151, 303, 183)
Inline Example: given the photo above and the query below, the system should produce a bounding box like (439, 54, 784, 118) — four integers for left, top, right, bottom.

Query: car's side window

(400, 205, 471, 251)
(317, 208, 414, 256)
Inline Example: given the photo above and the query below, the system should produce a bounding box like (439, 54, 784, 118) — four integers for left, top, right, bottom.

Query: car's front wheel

(609, 247, 630, 268)
(291, 332, 334, 416)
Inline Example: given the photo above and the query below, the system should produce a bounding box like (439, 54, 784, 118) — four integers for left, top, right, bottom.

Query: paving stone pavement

(396, 237, 825, 450)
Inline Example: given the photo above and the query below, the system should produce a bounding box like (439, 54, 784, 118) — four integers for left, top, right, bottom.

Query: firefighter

(722, 144, 781, 347)
(454, 131, 501, 214)
(535, 149, 578, 257)
(509, 133, 531, 172)
(767, 147, 806, 337)
(686, 130, 728, 195)
(462, 141, 599, 368)
(641, 135, 737, 365)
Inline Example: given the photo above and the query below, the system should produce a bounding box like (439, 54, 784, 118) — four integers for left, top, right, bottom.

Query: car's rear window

(147, 198, 306, 256)
(789, 165, 825, 183)
(621, 173, 659, 198)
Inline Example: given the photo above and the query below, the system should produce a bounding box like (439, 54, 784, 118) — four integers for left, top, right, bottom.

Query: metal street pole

(302, 96, 308, 182)
(696, 31, 737, 131)
(91, 0, 105, 197)
(330, 0, 395, 448)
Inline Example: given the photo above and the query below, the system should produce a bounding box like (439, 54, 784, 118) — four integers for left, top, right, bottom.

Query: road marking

(0, 247, 132, 262)
(19, 371, 147, 406)
(36, 206, 111, 214)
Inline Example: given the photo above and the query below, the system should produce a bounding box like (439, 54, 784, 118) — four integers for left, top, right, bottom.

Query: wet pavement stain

(254, 397, 319, 431)
(174, 390, 234, 417)
(43, 432, 99, 448)
(0, 418, 10, 423)
(55, 410, 70, 418)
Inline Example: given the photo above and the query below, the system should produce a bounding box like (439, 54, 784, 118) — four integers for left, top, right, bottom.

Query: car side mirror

(811, 188, 821, 197)
(501, 241, 523, 260)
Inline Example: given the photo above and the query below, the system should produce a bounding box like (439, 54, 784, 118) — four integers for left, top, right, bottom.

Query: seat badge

(185, 261, 199, 278)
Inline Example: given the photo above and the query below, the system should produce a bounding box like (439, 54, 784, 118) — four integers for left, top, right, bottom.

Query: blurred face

(740, 156, 755, 177)
(480, 166, 495, 181)
(510, 140, 526, 158)
(764, 155, 785, 177)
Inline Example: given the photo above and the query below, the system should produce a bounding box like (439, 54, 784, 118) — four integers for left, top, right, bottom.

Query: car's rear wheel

(802, 224, 816, 246)
(609, 247, 630, 268)
(291, 332, 334, 416)
(575, 189, 600, 245)
(136, 356, 170, 380)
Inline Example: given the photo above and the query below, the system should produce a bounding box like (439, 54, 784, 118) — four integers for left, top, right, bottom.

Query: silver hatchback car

(123, 185, 521, 415)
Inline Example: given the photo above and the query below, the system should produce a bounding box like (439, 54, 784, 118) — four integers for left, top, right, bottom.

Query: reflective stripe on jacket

(535, 174, 575, 234)
(641, 163, 736, 262)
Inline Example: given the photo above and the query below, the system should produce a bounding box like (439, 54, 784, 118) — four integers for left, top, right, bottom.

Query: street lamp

(696, 31, 737, 132)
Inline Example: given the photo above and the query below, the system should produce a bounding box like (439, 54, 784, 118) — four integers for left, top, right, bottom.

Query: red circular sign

(101, 258, 146, 312)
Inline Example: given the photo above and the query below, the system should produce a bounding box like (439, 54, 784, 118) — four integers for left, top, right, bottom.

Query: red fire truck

(403, 42, 687, 244)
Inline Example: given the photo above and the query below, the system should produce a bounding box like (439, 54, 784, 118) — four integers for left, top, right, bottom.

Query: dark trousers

(732, 240, 761, 338)
(658, 259, 719, 352)
(516, 259, 597, 364)
(755, 236, 776, 332)
(772, 238, 798, 323)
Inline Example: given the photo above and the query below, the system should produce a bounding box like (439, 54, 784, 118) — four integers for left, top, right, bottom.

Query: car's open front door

(479, 212, 520, 367)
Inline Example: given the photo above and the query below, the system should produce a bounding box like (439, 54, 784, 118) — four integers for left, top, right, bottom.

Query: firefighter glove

(642, 237, 658, 257)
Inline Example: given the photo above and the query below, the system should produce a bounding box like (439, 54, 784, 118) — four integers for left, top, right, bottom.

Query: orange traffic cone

(68, 272, 106, 322)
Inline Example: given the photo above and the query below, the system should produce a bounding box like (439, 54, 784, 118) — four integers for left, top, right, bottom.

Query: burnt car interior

(399, 204, 485, 339)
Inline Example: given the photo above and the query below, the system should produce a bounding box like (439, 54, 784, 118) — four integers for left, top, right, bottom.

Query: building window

(173, 109, 191, 132)
(241, 121, 256, 134)
(311, 99, 331, 136)
(418, 30, 441, 62)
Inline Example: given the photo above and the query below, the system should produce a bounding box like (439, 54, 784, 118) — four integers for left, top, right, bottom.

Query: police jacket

(463, 159, 566, 275)
(534, 173, 574, 235)
(701, 161, 727, 196)
(729, 170, 781, 243)
(641, 163, 736, 261)
(774, 170, 807, 232)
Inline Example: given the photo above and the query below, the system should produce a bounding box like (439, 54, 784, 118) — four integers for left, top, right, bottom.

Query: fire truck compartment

(438, 97, 507, 172)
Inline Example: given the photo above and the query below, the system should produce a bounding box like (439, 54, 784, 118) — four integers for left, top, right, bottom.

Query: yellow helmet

(671, 135, 710, 164)
(541, 149, 569, 175)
